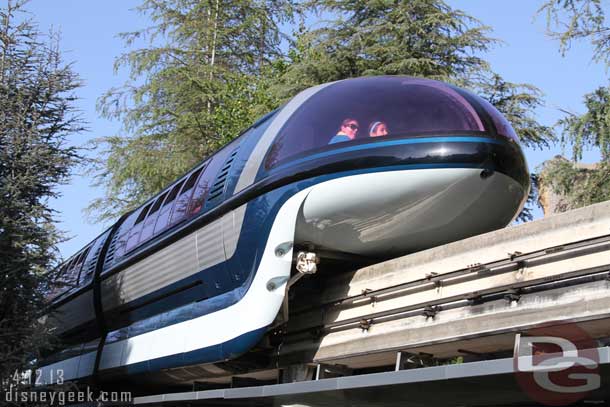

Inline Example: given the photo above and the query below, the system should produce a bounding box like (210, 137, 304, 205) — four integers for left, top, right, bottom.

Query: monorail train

(40, 76, 529, 386)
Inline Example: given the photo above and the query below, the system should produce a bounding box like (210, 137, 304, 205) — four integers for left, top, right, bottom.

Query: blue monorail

(40, 76, 529, 385)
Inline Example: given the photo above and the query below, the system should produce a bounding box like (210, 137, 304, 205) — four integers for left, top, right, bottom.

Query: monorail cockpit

(263, 77, 519, 171)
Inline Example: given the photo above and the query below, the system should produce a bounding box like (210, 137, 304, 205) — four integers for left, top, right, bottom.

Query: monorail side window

(135, 203, 152, 224)
(65, 252, 83, 284)
(73, 246, 90, 276)
(188, 135, 244, 214)
(50, 246, 89, 298)
(139, 191, 168, 244)
(48, 263, 73, 299)
(112, 210, 142, 262)
(170, 165, 204, 225)
(47, 264, 66, 299)
(80, 233, 108, 285)
(189, 167, 213, 215)
(125, 202, 153, 252)
(154, 180, 185, 234)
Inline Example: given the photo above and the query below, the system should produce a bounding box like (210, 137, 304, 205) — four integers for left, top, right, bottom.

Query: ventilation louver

(103, 231, 121, 271)
(205, 147, 239, 209)
(82, 242, 103, 281)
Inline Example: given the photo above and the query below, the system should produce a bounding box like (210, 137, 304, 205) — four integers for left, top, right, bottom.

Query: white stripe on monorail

(233, 81, 336, 194)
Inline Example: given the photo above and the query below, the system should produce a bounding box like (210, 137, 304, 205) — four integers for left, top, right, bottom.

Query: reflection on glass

(473, 95, 520, 141)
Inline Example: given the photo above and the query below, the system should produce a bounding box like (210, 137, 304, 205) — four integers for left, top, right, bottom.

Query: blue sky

(24, 0, 607, 259)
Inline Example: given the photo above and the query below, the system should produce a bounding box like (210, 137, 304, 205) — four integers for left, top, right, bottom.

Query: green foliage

(89, 0, 295, 222)
(538, 0, 610, 210)
(540, 157, 610, 210)
(548, 86, 610, 208)
(448, 356, 464, 365)
(538, 0, 610, 67)
(558, 86, 610, 161)
(270, 0, 495, 99)
(0, 0, 83, 382)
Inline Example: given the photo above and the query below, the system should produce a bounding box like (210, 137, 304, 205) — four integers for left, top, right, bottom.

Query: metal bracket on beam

(425, 272, 442, 290)
(395, 351, 410, 371)
(508, 251, 523, 261)
(315, 363, 352, 380)
(504, 288, 521, 303)
(422, 305, 441, 319)
(467, 263, 490, 273)
(359, 318, 373, 331)
(513, 333, 522, 359)
(361, 288, 377, 305)
(467, 295, 483, 306)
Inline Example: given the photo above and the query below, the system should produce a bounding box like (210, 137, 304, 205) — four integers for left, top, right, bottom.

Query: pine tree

(0, 0, 83, 384)
(271, 0, 493, 93)
(538, 0, 610, 210)
(89, 0, 296, 222)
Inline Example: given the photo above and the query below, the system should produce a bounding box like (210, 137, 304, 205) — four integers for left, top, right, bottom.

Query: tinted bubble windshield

(265, 77, 486, 169)
(474, 96, 519, 142)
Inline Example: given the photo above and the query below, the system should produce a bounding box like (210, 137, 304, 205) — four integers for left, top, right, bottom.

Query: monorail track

(287, 234, 610, 336)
